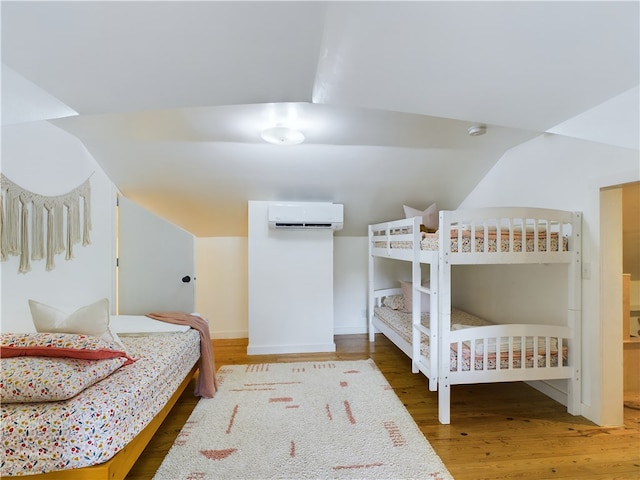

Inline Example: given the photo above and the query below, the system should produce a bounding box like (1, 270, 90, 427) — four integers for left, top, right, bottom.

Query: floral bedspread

(373, 306, 566, 371)
(1, 330, 200, 477)
(420, 230, 566, 253)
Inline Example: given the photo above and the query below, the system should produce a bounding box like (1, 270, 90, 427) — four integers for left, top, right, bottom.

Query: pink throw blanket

(146, 312, 218, 398)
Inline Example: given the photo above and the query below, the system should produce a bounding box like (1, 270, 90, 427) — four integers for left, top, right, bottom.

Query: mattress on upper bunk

(0, 329, 200, 477)
(374, 225, 568, 253)
(373, 305, 567, 371)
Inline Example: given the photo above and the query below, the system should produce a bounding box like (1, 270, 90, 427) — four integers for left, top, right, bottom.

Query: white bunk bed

(368, 207, 582, 424)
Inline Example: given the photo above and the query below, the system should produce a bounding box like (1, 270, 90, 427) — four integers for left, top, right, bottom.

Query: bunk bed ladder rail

(410, 214, 438, 390)
(411, 215, 421, 375)
(428, 265, 438, 390)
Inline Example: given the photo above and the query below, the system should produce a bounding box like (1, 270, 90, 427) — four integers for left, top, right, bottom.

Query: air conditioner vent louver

(268, 203, 343, 231)
(275, 223, 333, 229)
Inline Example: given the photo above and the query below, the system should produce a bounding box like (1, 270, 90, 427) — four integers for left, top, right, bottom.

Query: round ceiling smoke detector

(261, 126, 305, 146)
(467, 125, 487, 136)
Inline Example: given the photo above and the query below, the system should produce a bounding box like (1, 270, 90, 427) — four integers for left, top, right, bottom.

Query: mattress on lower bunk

(374, 226, 567, 253)
(373, 305, 492, 362)
(1, 329, 200, 477)
(373, 306, 567, 371)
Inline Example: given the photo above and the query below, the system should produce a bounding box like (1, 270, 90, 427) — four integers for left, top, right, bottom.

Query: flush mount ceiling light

(261, 126, 305, 146)
(467, 125, 487, 136)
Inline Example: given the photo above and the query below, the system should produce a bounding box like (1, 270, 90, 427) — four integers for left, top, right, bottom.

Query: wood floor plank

(126, 334, 640, 480)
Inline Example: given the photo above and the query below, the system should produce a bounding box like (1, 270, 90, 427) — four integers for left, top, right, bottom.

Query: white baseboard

(526, 379, 568, 407)
(247, 342, 336, 355)
(211, 329, 369, 339)
(334, 325, 368, 335)
(211, 330, 248, 339)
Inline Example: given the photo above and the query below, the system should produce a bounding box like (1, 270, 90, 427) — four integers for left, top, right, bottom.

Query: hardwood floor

(126, 334, 640, 480)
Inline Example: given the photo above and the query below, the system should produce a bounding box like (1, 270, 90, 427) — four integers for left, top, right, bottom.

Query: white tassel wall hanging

(0, 173, 92, 273)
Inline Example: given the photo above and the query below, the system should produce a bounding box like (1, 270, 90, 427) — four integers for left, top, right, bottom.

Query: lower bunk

(1, 328, 203, 479)
(371, 288, 579, 424)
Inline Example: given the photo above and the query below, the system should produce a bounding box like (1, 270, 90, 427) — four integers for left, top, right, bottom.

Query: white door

(117, 196, 195, 314)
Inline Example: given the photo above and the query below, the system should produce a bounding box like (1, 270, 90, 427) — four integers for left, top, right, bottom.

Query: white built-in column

(247, 201, 336, 354)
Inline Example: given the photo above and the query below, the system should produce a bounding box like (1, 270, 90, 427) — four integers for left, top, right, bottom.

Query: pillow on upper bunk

(403, 203, 438, 232)
(29, 298, 125, 350)
(400, 281, 430, 313)
(1, 355, 128, 403)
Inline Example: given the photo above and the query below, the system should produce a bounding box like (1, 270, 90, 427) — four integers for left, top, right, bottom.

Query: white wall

(118, 196, 196, 315)
(1, 121, 116, 332)
(247, 201, 336, 354)
(195, 235, 373, 339)
(195, 237, 248, 338)
(333, 237, 368, 334)
(451, 263, 569, 325)
(457, 132, 639, 426)
(631, 281, 640, 309)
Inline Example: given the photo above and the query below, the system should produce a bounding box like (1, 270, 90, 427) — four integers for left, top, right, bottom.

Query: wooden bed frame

(28, 363, 199, 480)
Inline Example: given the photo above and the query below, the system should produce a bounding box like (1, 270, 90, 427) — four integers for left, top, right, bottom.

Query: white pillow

(29, 298, 124, 348)
(381, 294, 405, 310)
(403, 203, 438, 231)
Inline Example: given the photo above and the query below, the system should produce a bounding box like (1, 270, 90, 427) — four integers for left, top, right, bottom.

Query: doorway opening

(621, 182, 640, 409)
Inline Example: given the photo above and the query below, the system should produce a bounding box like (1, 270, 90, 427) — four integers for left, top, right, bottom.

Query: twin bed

(368, 207, 582, 424)
(1, 314, 211, 479)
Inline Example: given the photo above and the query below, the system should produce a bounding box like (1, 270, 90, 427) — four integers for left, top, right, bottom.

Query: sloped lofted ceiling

(2, 1, 638, 237)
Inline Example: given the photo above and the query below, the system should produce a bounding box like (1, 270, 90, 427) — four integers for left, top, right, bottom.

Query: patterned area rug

(153, 359, 453, 480)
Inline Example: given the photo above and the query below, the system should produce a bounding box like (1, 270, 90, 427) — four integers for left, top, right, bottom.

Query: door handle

(182, 275, 191, 283)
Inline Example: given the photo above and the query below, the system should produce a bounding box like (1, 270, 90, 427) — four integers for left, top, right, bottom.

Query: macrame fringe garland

(0, 174, 92, 273)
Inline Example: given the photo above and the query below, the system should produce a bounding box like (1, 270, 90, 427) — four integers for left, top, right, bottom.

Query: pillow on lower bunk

(400, 281, 430, 313)
(381, 295, 405, 310)
(29, 298, 125, 350)
(0, 355, 128, 403)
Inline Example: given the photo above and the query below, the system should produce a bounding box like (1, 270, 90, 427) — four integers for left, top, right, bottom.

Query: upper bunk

(369, 207, 581, 266)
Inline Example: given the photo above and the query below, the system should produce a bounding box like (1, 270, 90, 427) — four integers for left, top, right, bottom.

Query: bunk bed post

(438, 210, 452, 425)
(411, 216, 421, 374)
(567, 212, 582, 414)
(368, 224, 376, 343)
(429, 250, 439, 390)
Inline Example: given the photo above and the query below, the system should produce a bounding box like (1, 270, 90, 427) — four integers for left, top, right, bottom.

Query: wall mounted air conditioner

(268, 203, 343, 230)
